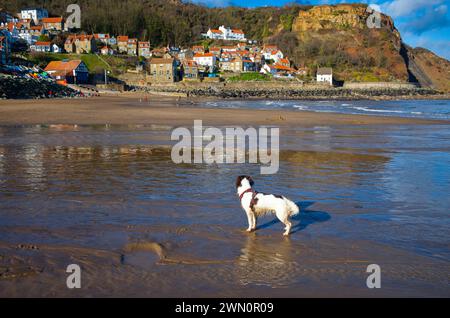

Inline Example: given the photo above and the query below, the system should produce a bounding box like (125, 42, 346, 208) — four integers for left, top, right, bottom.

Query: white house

(193, 52, 216, 68)
(52, 43, 61, 53)
(262, 49, 284, 63)
(316, 67, 333, 85)
(204, 25, 246, 41)
(20, 8, 48, 24)
(31, 41, 51, 52)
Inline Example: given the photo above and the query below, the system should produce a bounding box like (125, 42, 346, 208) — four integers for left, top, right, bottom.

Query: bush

(228, 72, 270, 82)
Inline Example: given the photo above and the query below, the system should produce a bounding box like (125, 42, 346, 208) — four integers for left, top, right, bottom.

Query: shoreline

(0, 95, 448, 126)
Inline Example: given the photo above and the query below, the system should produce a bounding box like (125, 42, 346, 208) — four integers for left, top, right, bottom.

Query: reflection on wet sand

(237, 235, 298, 287)
(0, 124, 449, 297)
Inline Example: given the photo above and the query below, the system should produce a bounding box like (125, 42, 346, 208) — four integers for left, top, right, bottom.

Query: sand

(0, 95, 448, 126)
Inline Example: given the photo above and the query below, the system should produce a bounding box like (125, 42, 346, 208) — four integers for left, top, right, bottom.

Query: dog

(236, 175, 299, 236)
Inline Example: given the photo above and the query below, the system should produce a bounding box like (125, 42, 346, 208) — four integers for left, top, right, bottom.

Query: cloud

(382, 0, 444, 18)
(403, 4, 450, 34)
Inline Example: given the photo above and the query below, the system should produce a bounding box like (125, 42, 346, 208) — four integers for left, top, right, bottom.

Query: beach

(0, 95, 448, 126)
(0, 95, 449, 297)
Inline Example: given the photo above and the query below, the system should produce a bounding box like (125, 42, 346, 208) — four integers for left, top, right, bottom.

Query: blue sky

(189, 0, 450, 60)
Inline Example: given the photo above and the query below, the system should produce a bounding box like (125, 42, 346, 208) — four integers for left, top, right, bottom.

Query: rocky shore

(143, 85, 443, 100)
(0, 76, 82, 99)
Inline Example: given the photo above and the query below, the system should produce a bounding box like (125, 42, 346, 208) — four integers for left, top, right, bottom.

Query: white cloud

(382, 0, 445, 17)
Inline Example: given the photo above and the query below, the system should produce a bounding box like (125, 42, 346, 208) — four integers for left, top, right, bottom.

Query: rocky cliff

(267, 4, 449, 91)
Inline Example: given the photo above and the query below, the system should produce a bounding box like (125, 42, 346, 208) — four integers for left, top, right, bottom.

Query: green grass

(26, 52, 135, 75)
(228, 72, 271, 82)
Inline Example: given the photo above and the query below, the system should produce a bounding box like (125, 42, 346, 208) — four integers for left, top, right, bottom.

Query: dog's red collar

(239, 188, 255, 201)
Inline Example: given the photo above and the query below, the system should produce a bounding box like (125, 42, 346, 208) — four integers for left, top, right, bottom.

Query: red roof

(117, 36, 128, 42)
(94, 33, 110, 39)
(42, 17, 63, 23)
(35, 41, 51, 46)
(232, 29, 244, 34)
(210, 29, 223, 34)
(194, 53, 214, 57)
(45, 60, 84, 76)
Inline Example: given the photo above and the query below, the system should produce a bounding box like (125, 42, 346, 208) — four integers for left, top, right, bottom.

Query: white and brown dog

(236, 175, 300, 236)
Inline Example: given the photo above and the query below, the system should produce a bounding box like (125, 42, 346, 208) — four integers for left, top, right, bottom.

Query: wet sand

(0, 95, 448, 126)
(0, 96, 449, 297)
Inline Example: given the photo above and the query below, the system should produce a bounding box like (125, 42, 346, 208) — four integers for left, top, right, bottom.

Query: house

(19, 18, 33, 29)
(193, 52, 216, 72)
(28, 25, 44, 36)
(42, 17, 64, 31)
(31, 41, 51, 52)
(192, 45, 204, 54)
(242, 58, 256, 72)
(117, 36, 128, 54)
(44, 60, 89, 84)
(221, 45, 237, 53)
(64, 34, 96, 54)
(205, 28, 223, 40)
(220, 57, 243, 73)
(52, 43, 61, 53)
(100, 46, 114, 55)
(262, 49, 284, 63)
(208, 47, 221, 57)
(20, 8, 48, 24)
(260, 63, 296, 77)
(138, 41, 151, 58)
(316, 67, 333, 85)
(182, 60, 199, 80)
(127, 38, 138, 55)
(204, 26, 246, 41)
(108, 36, 117, 46)
(148, 57, 177, 82)
(177, 49, 194, 63)
(94, 33, 110, 45)
(278, 58, 290, 68)
(0, 33, 10, 64)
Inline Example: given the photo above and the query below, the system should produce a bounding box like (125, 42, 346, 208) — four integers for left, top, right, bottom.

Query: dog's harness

(239, 188, 259, 211)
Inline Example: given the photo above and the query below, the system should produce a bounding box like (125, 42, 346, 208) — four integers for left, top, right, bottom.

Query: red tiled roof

(42, 17, 63, 23)
(117, 36, 128, 42)
(45, 60, 83, 76)
(94, 33, 110, 39)
(232, 29, 244, 34)
(35, 41, 51, 46)
(194, 53, 214, 57)
(210, 29, 223, 34)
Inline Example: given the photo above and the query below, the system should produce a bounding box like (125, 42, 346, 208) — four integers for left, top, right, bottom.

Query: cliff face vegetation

(1, 0, 449, 90)
(268, 4, 409, 82)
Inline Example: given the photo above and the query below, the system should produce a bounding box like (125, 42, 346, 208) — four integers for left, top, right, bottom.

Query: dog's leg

(246, 211, 253, 232)
(276, 209, 292, 236)
(250, 212, 257, 231)
(283, 221, 292, 236)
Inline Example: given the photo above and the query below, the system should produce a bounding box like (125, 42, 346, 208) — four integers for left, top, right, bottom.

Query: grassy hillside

(26, 52, 137, 75)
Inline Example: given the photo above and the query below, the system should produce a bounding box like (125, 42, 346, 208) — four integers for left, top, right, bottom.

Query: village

(0, 7, 334, 89)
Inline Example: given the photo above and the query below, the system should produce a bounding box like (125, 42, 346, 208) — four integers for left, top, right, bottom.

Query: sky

(189, 0, 450, 60)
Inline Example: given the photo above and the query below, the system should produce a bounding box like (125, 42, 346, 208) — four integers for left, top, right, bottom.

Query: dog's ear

(247, 176, 254, 186)
(236, 175, 245, 188)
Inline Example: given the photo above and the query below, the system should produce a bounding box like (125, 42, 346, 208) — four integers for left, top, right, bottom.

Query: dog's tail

(284, 198, 300, 217)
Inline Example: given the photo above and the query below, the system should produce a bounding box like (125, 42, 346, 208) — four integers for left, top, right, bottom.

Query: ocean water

(202, 99, 450, 120)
